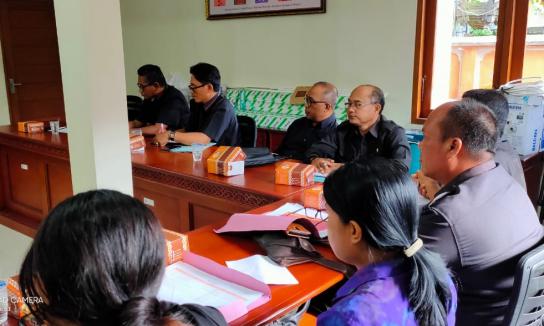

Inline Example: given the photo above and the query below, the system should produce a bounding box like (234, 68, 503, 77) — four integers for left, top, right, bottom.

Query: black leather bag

(242, 147, 282, 167)
(253, 233, 355, 276)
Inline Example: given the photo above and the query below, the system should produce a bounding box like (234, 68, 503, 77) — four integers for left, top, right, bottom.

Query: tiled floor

(0, 225, 32, 279)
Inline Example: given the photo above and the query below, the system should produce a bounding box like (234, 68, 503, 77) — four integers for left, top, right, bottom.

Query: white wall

(0, 2, 420, 127)
(120, 0, 418, 127)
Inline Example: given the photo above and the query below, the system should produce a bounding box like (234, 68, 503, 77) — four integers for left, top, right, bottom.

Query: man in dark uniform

(464, 89, 526, 190)
(129, 64, 190, 135)
(155, 63, 239, 146)
(418, 99, 543, 325)
(275, 81, 338, 161)
(415, 89, 526, 200)
(305, 84, 410, 173)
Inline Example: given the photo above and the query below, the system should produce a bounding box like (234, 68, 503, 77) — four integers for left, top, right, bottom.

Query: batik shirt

(317, 259, 457, 326)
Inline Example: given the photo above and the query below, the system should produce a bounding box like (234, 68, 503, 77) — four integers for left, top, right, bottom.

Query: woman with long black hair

(318, 158, 457, 325)
(19, 189, 226, 326)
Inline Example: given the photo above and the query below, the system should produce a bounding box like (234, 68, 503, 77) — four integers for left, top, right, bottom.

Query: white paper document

(226, 255, 298, 285)
(265, 202, 328, 220)
(157, 261, 263, 308)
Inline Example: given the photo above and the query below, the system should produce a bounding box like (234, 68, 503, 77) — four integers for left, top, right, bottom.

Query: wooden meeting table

(7, 193, 343, 326)
(0, 126, 307, 235)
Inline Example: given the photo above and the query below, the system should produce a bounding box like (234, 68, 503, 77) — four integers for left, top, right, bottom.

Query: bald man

(418, 99, 543, 325)
(306, 84, 410, 173)
(276, 81, 338, 161)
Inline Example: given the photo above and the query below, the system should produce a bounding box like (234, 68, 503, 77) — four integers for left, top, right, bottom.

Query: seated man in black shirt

(129, 64, 190, 135)
(306, 84, 411, 173)
(275, 81, 338, 161)
(155, 63, 239, 146)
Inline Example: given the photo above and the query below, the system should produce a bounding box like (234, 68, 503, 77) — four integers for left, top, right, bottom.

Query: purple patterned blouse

(317, 259, 457, 326)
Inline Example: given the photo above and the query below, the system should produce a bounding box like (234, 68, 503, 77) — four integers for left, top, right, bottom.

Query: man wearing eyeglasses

(155, 62, 239, 146)
(306, 84, 410, 174)
(275, 81, 338, 161)
(129, 64, 190, 135)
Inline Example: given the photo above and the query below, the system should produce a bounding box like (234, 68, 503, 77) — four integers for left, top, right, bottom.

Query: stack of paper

(169, 142, 216, 153)
(157, 252, 270, 323)
(226, 255, 298, 285)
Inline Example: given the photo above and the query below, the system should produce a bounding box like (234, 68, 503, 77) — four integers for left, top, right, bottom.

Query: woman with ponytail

(19, 189, 226, 326)
(317, 158, 457, 326)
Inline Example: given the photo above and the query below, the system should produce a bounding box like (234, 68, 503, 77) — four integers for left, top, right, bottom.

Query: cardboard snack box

(129, 134, 146, 152)
(17, 121, 44, 133)
(163, 229, 190, 266)
(275, 161, 315, 186)
(207, 146, 246, 176)
(7, 276, 37, 323)
(303, 184, 326, 210)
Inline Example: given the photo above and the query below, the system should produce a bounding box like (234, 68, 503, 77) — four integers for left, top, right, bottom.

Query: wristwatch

(168, 130, 176, 142)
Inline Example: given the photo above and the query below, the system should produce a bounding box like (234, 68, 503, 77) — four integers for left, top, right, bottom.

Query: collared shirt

(305, 115, 411, 170)
(420, 160, 544, 325)
(495, 140, 527, 191)
(186, 93, 240, 146)
(138, 85, 190, 130)
(276, 114, 337, 161)
(204, 92, 220, 111)
(317, 259, 457, 326)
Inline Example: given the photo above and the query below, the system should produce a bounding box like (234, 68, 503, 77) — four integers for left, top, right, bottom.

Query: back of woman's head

(324, 158, 453, 326)
(20, 189, 165, 325)
(119, 297, 221, 326)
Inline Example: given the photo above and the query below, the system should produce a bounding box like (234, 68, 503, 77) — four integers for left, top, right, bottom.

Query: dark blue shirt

(276, 114, 337, 161)
(138, 85, 190, 130)
(186, 93, 240, 146)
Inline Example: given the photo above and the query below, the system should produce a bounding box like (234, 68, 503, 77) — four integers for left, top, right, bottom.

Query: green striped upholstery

(226, 87, 347, 131)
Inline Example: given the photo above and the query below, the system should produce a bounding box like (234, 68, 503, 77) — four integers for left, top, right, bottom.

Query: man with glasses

(155, 62, 239, 146)
(129, 64, 189, 135)
(306, 84, 410, 174)
(275, 81, 338, 161)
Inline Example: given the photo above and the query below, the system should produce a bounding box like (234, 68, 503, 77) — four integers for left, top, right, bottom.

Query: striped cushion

(226, 87, 347, 131)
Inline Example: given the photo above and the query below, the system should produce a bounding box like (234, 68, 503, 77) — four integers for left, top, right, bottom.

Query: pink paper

(214, 213, 327, 239)
(182, 252, 271, 322)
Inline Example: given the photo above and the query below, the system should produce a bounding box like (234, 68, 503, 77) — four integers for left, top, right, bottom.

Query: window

(412, 0, 542, 123)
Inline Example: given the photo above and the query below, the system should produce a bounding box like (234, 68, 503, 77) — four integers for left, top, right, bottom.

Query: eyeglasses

(345, 101, 375, 109)
(304, 96, 329, 107)
(188, 83, 208, 91)
(137, 83, 153, 90)
(285, 206, 327, 221)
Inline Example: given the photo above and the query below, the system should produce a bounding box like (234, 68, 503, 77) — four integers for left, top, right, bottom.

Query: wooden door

(0, 0, 64, 123)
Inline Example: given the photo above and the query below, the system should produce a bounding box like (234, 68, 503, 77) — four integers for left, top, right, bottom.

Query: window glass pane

(431, 0, 500, 109)
(522, 0, 544, 80)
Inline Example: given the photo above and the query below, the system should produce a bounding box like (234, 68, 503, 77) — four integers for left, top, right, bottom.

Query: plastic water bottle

(0, 280, 7, 324)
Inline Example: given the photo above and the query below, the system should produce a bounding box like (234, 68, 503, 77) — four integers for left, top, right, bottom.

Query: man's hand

(154, 131, 169, 146)
(414, 170, 441, 200)
(311, 158, 335, 174)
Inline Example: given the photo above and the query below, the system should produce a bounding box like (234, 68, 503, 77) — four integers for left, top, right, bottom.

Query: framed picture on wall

(206, 0, 326, 20)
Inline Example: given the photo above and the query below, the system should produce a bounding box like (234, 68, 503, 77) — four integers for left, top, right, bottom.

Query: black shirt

(276, 114, 337, 161)
(138, 85, 190, 130)
(305, 116, 411, 171)
(186, 93, 240, 146)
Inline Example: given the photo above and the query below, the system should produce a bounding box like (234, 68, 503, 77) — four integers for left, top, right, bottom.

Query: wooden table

(7, 193, 343, 326)
(0, 126, 306, 235)
(189, 195, 343, 325)
(131, 144, 306, 232)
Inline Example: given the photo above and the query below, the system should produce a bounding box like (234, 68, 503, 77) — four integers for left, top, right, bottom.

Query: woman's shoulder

(318, 277, 416, 326)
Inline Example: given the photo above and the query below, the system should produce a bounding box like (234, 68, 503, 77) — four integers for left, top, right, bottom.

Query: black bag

(242, 147, 283, 167)
(253, 233, 355, 276)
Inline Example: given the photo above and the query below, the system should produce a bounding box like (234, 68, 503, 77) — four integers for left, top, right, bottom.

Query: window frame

(411, 0, 530, 124)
